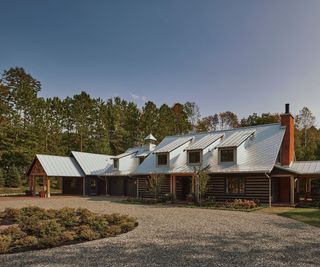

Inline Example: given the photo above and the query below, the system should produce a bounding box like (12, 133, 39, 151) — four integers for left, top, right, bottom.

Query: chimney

(280, 103, 294, 166)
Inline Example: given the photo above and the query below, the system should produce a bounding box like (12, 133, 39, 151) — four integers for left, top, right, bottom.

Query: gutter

(264, 172, 272, 207)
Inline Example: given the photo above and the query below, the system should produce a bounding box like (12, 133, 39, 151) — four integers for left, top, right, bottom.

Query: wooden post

(172, 175, 176, 196)
(47, 176, 51, 198)
(136, 178, 139, 198)
(170, 174, 173, 194)
(83, 177, 86, 196)
(290, 176, 295, 206)
(32, 176, 36, 196)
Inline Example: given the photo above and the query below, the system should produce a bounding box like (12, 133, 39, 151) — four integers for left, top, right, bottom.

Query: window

(220, 148, 235, 163)
(225, 177, 245, 194)
(113, 159, 119, 169)
(157, 153, 168, 166)
(188, 151, 201, 164)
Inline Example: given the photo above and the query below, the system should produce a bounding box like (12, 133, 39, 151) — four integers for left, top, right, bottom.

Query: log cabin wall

(206, 174, 269, 203)
(137, 175, 171, 198)
(62, 177, 83, 195)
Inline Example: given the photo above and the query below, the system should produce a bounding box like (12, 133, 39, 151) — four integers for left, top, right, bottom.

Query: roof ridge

(71, 151, 112, 157)
(163, 123, 281, 138)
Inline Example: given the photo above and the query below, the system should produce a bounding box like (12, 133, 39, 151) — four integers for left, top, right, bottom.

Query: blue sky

(1, 0, 320, 123)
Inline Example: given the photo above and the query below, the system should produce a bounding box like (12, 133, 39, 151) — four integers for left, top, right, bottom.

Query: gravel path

(0, 196, 319, 267)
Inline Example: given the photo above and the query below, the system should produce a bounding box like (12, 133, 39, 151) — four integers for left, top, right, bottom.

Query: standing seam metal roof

(186, 133, 223, 150)
(277, 161, 320, 174)
(216, 130, 255, 148)
(36, 154, 84, 177)
(153, 136, 193, 153)
(71, 151, 113, 176)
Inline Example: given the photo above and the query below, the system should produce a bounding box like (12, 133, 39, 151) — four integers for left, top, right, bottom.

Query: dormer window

(220, 148, 236, 163)
(188, 150, 201, 164)
(113, 159, 119, 169)
(157, 153, 168, 166)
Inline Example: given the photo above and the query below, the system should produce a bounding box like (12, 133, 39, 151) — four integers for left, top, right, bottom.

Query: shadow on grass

(279, 208, 320, 227)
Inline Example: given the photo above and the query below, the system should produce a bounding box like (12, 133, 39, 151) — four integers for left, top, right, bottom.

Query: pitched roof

(216, 130, 255, 148)
(144, 133, 157, 142)
(153, 136, 193, 153)
(134, 123, 285, 175)
(276, 161, 320, 174)
(186, 133, 223, 150)
(35, 154, 84, 177)
(71, 151, 113, 176)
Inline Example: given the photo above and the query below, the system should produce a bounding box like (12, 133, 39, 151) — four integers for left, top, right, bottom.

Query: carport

(27, 154, 85, 197)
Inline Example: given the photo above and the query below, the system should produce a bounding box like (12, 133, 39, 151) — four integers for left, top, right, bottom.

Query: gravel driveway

(0, 196, 319, 267)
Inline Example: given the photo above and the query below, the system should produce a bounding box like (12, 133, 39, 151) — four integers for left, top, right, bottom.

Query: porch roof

(276, 161, 320, 175)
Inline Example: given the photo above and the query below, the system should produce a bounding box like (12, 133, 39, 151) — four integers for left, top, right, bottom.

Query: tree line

(0, 67, 319, 187)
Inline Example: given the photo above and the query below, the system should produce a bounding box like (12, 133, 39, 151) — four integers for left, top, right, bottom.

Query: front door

(88, 177, 98, 196)
(176, 176, 192, 200)
(272, 177, 290, 203)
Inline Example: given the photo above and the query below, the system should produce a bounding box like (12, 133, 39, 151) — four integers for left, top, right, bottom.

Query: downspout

(264, 173, 272, 208)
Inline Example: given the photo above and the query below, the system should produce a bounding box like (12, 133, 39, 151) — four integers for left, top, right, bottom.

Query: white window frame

(219, 148, 237, 164)
(187, 150, 202, 165)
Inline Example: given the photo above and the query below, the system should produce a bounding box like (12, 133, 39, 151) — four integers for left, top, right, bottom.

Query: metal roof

(144, 133, 157, 142)
(153, 136, 193, 153)
(186, 133, 223, 150)
(36, 154, 84, 177)
(216, 130, 255, 148)
(136, 151, 151, 158)
(277, 161, 320, 175)
(111, 150, 138, 159)
(71, 151, 113, 176)
(134, 123, 285, 175)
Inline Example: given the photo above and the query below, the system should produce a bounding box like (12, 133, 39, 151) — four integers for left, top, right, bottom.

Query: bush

(226, 199, 257, 209)
(0, 207, 138, 254)
(0, 235, 12, 254)
(1, 226, 26, 240)
(2, 208, 20, 224)
(78, 225, 100, 240)
(0, 168, 5, 187)
(13, 235, 38, 249)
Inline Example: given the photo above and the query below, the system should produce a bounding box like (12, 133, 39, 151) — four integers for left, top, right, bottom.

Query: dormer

(185, 133, 224, 166)
(216, 130, 255, 164)
(153, 136, 193, 167)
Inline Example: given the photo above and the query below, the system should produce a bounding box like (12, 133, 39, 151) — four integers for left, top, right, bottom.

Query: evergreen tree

(6, 165, 21, 187)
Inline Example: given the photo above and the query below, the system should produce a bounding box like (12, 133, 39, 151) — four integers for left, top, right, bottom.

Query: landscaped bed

(120, 197, 264, 211)
(0, 207, 138, 254)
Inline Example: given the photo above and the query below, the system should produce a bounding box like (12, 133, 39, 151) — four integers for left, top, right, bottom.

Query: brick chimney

(280, 103, 295, 166)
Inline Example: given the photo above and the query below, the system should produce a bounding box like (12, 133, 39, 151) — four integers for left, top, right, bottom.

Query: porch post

(136, 178, 139, 198)
(172, 175, 176, 196)
(43, 175, 47, 196)
(83, 177, 86, 196)
(46, 176, 51, 198)
(170, 174, 173, 194)
(290, 175, 295, 206)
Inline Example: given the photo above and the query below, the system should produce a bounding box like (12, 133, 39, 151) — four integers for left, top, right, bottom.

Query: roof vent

(144, 133, 157, 143)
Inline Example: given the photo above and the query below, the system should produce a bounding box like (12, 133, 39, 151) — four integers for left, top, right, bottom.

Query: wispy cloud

(130, 93, 147, 102)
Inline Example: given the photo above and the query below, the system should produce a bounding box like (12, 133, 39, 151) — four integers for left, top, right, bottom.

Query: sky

(1, 0, 320, 123)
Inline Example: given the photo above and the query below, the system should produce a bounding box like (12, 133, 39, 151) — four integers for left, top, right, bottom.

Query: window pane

(226, 177, 245, 194)
(157, 154, 168, 165)
(220, 149, 234, 162)
(189, 151, 201, 164)
(113, 159, 119, 168)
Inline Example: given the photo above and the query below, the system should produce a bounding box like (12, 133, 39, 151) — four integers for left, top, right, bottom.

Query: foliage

(0, 66, 320, 189)
(147, 173, 164, 200)
(193, 166, 209, 205)
(226, 199, 257, 209)
(0, 207, 138, 254)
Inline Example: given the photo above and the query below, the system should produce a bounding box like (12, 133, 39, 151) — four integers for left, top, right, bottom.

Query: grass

(280, 208, 320, 227)
(257, 207, 320, 227)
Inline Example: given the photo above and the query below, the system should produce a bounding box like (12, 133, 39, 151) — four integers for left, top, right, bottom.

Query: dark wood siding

(62, 177, 83, 195)
(137, 175, 171, 198)
(206, 174, 269, 203)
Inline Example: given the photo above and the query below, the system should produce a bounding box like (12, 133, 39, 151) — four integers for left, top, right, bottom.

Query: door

(109, 177, 124, 196)
(88, 177, 98, 196)
(272, 177, 290, 203)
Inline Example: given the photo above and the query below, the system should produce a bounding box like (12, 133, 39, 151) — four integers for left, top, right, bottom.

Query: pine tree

(6, 165, 21, 188)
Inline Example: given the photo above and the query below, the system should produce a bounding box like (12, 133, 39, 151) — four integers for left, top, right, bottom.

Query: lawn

(280, 208, 320, 227)
(257, 207, 320, 227)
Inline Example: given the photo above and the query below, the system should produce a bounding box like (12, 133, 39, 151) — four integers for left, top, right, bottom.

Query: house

(27, 104, 320, 206)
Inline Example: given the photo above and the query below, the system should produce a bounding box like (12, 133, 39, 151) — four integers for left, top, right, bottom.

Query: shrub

(103, 225, 122, 237)
(1, 226, 26, 240)
(20, 206, 50, 219)
(120, 221, 136, 233)
(0, 235, 12, 254)
(18, 216, 42, 235)
(2, 208, 20, 224)
(38, 236, 64, 248)
(13, 235, 38, 249)
(61, 231, 77, 242)
(78, 225, 100, 240)
(56, 208, 79, 228)
(227, 199, 257, 209)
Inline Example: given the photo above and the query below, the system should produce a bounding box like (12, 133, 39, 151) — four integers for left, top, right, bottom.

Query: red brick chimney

(280, 103, 295, 166)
